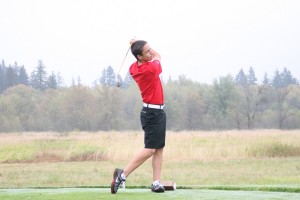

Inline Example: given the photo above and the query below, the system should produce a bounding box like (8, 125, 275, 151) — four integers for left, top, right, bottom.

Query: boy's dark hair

(131, 40, 147, 60)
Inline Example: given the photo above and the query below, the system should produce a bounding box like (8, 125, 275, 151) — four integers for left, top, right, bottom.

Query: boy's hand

(129, 38, 137, 45)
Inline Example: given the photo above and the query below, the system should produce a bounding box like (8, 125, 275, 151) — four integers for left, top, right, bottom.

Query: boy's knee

(145, 149, 156, 156)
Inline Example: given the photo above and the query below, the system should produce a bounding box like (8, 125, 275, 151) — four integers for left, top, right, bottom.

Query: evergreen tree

(100, 68, 107, 86)
(5, 65, 18, 88)
(272, 69, 282, 89)
(263, 72, 270, 85)
(247, 67, 257, 85)
(235, 68, 247, 86)
(281, 67, 298, 86)
(100, 66, 116, 87)
(19, 66, 29, 86)
(123, 71, 133, 88)
(106, 66, 116, 86)
(271, 68, 298, 88)
(56, 72, 64, 88)
(47, 71, 58, 89)
(30, 60, 48, 91)
(0, 61, 5, 92)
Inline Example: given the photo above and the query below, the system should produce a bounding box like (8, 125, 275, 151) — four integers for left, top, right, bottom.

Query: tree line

(0, 60, 133, 93)
(0, 60, 299, 132)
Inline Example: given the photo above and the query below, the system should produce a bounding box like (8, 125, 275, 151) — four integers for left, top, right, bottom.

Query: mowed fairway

(1, 188, 300, 200)
(0, 130, 300, 199)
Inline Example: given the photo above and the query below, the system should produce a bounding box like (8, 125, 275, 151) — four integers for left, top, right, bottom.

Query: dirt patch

(1, 152, 108, 164)
(68, 152, 108, 162)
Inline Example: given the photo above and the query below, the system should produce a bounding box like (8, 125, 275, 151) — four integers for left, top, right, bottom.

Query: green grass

(0, 159, 300, 189)
(0, 188, 300, 200)
(1, 131, 300, 198)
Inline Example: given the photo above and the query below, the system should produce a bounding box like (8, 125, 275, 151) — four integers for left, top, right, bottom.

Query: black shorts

(140, 106, 166, 149)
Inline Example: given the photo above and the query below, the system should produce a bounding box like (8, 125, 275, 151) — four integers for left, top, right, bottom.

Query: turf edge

(1, 185, 299, 193)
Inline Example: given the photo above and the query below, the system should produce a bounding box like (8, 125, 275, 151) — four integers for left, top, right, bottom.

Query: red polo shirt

(129, 60, 164, 105)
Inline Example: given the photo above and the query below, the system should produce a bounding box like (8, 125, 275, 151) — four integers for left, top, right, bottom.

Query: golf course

(1, 130, 300, 199)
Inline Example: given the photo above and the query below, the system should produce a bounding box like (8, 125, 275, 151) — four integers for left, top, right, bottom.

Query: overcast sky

(1, 0, 300, 86)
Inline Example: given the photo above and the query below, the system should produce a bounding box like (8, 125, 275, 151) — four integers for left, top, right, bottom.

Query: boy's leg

(123, 148, 155, 177)
(152, 148, 164, 181)
(111, 148, 154, 194)
(151, 148, 165, 193)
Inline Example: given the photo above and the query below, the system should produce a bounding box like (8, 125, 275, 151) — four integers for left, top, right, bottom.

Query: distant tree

(272, 69, 282, 88)
(99, 68, 107, 86)
(235, 68, 247, 86)
(0, 61, 6, 92)
(19, 66, 29, 86)
(247, 67, 257, 85)
(183, 90, 206, 130)
(100, 66, 116, 87)
(47, 71, 58, 89)
(276, 87, 290, 129)
(167, 75, 172, 83)
(56, 72, 64, 87)
(244, 85, 265, 129)
(72, 78, 76, 86)
(5, 65, 18, 88)
(106, 66, 116, 86)
(30, 60, 48, 91)
(271, 68, 297, 129)
(281, 67, 298, 86)
(122, 71, 133, 88)
(178, 74, 193, 86)
(116, 74, 123, 87)
(77, 76, 81, 86)
(263, 72, 270, 85)
(209, 75, 238, 129)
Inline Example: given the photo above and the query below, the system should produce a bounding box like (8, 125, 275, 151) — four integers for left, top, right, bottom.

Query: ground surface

(1, 188, 300, 200)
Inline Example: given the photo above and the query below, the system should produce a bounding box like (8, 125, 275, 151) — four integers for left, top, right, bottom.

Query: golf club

(116, 46, 131, 87)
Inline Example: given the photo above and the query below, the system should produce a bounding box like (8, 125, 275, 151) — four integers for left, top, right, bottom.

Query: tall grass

(0, 130, 300, 163)
(0, 130, 300, 188)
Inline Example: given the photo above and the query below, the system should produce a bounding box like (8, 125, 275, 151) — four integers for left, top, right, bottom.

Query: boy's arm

(151, 48, 161, 62)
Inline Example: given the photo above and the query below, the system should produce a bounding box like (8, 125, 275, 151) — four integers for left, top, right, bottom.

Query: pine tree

(123, 71, 133, 88)
(99, 66, 116, 87)
(47, 71, 58, 89)
(0, 61, 5, 92)
(235, 68, 247, 86)
(5, 65, 18, 88)
(19, 66, 29, 86)
(100, 68, 107, 86)
(247, 67, 257, 85)
(272, 69, 282, 89)
(30, 60, 48, 91)
(56, 72, 64, 88)
(281, 67, 298, 86)
(106, 66, 116, 87)
(263, 72, 269, 85)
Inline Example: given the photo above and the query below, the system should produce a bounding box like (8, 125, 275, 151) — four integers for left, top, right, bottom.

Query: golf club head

(116, 80, 121, 87)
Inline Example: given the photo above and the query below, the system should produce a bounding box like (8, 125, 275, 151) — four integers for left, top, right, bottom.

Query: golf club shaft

(117, 46, 131, 76)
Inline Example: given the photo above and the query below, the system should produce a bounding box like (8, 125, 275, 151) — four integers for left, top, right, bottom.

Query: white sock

(153, 180, 160, 185)
(121, 173, 126, 180)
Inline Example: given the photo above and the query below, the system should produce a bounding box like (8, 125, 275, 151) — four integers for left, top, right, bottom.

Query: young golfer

(111, 39, 166, 194)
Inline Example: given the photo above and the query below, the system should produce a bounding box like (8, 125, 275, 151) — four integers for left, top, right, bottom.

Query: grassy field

(1, 188, 300, 200)
(0, 130, 300, 192)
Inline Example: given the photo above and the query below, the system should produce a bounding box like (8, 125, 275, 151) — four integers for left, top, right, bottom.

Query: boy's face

(138, 43, 153, 62)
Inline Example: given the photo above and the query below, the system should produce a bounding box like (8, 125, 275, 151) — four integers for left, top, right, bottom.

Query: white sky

(1, 0, 300, 86)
